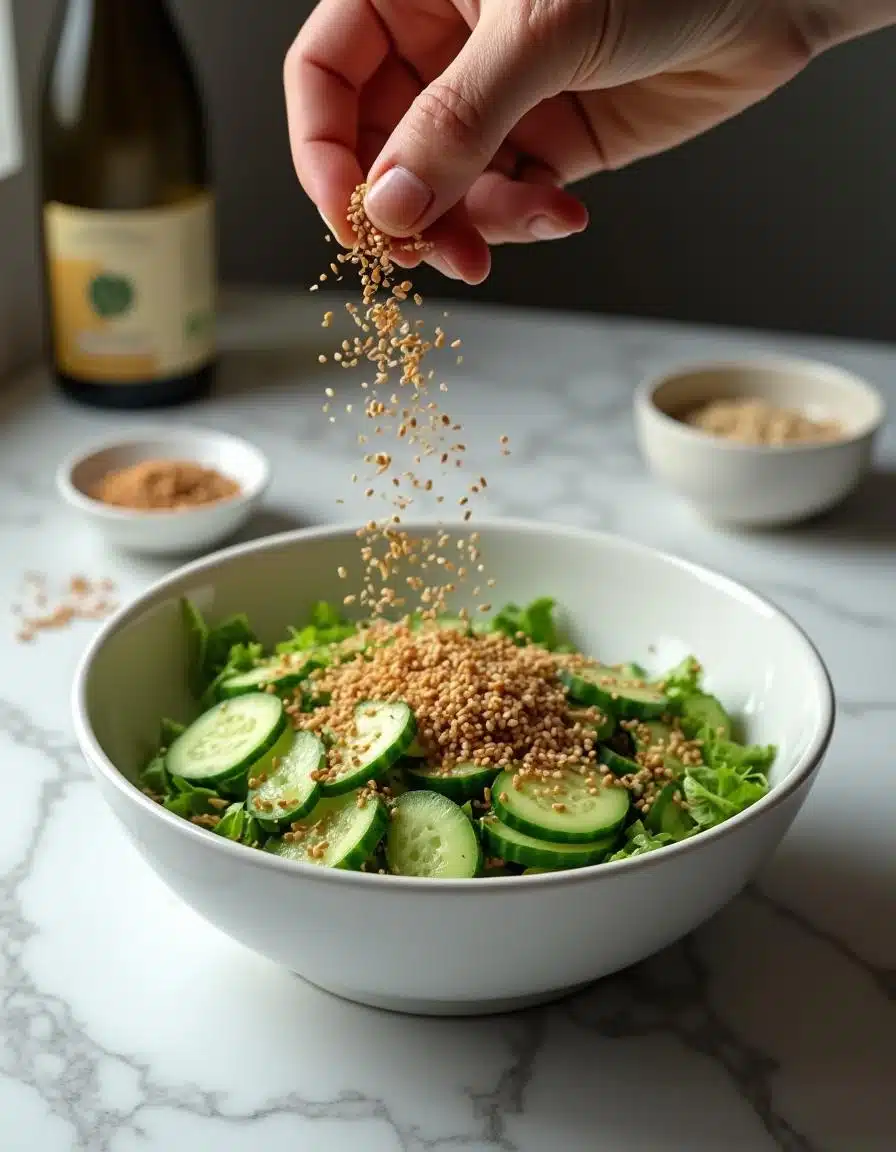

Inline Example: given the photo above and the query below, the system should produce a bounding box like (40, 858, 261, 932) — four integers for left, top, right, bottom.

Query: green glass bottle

(39, 0, 216, 409)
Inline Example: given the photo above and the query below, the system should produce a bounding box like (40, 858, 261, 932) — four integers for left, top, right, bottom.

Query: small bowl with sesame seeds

(635, 357, 885, 527)
(73, 519, 834, 1016)
(57, 426, 271, 557)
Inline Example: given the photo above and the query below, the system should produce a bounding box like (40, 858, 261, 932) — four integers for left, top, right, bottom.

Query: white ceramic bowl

(73, 520, 834, 1016)
(57, 427, 270, 556)
(635, 357, 885, 527)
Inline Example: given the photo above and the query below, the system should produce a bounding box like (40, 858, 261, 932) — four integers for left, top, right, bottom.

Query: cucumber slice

(567, 706, 615, 741)
(679, 692, 733, 739)
(493, 769, 629, 843)
(265, 793, 388, 870)
(404, 761, 499, 803)
(560, 664, 669, 720)
(646, 782, 696, 841)
(480, 816, 616, 869)
(598, 744, 640, 778)
(246, 730, 325, 827)
(321, 700, 416, 796)
(166, 694, 287, 785)
(386, 791, 482, 878)
(217, 655, 317, 700)
(268, 795, 387, 869)
(632, 720, 675, 755)
(380, 761, 409, 798)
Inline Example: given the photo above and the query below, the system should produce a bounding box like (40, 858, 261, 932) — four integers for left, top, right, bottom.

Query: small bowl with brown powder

(635, 357, 885, 527)
(57, 427, 270, 556)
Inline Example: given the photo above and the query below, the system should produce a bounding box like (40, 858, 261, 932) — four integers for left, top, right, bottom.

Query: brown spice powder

(91, 460, 241, 511)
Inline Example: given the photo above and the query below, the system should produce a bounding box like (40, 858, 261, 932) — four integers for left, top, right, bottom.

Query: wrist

(794, 2, 896, 51)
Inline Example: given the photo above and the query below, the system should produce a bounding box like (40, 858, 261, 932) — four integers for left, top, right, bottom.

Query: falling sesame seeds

(313, 184, 507, 615)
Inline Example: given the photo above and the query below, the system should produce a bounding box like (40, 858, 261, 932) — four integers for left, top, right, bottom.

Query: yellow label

(44, 195, 216, 384)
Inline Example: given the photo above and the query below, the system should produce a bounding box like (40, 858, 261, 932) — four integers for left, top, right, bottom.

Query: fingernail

(365, 167, 433, 235)
(528, 215, 574, 240)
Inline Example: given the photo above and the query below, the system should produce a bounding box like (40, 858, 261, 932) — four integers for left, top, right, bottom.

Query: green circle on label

(89, 273, 135, 318)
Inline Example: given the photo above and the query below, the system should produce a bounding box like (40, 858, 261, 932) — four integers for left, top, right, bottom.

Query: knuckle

(411, 80, 492, 161)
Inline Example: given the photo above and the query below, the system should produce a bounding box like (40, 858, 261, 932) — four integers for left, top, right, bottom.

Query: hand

(284, 1, 828, 283)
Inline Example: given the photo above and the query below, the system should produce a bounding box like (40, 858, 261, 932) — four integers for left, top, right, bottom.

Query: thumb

(364, 7, 571, 237)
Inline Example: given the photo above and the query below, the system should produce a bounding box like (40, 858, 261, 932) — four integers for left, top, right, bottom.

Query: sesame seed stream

(316, 184, 507, 617)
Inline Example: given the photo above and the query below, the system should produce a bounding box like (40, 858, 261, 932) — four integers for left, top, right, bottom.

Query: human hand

(283, 1, 842, 282)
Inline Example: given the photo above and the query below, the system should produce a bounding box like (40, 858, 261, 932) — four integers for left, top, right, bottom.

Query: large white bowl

(73, 521, 834, 1016)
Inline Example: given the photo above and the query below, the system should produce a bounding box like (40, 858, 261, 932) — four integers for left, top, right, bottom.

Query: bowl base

(296, 973, 595, 1017)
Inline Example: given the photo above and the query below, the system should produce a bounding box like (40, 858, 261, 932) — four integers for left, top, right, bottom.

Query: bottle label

(44, 195, 216, 384)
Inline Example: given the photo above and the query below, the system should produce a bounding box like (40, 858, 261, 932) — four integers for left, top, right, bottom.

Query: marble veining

(0, 288, 893, 1151)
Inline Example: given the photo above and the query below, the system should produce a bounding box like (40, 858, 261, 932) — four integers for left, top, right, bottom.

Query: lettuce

(680, 724, 775, 830)
(608, 820, 674, 861)
(276, 600, 358, 654)
(661, 655, 703, 700)
(490, 597, 565, 650)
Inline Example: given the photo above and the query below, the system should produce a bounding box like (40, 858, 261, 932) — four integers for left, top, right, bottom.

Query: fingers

(463, 172, 589, 246)
(364, 5, 573, 237)
(284, 0, 391, 246)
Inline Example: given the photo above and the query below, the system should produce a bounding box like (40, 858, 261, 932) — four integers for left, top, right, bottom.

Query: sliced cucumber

(598, 743, 640, 778)
(632, 720, 675, 755)
(386, 791, 482, 878)
(380, 761, 409, 797)
(560, 664, 669, 720)
(217, 654, 317, 700)
(567, 706, 615, 741)
(246, 730, 325, 827)
(646, 782, 696, 841)
(166, 694, 286, 785)
(321, 700, 416, 796)
(265, 793, 388, 869)
(679, 692, 733, 740)
(480, 816, 617, 869)
(404, 761, 499, 804)
(493, 768, 629, 843)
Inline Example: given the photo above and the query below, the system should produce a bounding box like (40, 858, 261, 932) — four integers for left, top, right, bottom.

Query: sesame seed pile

(13, 573, 117, 644)
(315, 184, 507, 617)
(293, 622, 601, 776)
(616, 717, 703, 814)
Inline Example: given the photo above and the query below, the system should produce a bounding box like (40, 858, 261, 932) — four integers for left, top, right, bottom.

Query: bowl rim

(56, 424, 271, 522)
(637, 354, 886, 455)
(72, 517, 836, 892)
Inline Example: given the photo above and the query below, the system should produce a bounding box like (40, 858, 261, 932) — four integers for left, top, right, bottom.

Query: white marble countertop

(0, 288, 893, 1152)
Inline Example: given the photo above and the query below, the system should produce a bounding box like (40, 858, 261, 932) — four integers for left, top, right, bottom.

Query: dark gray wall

(2, 0, 895, 379)
(176, 0, 896, 343)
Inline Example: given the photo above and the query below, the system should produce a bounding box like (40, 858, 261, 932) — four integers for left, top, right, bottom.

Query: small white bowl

(57, 427, 270, 556)
(635, 357, 885, 527)
(73, 520, 833, 1016)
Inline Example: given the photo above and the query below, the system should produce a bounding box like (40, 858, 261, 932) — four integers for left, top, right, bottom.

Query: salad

(137, 597, 776, 878)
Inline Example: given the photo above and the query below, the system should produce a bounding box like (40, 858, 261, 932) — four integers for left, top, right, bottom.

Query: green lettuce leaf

(490, 597, 564, 650)
(661, 655, 703, 701)
(276, 601, 358, 654)
(608, 820, 674, 861)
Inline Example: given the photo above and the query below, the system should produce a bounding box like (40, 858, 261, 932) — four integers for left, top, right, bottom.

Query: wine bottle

(39, 0, 216, 409)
